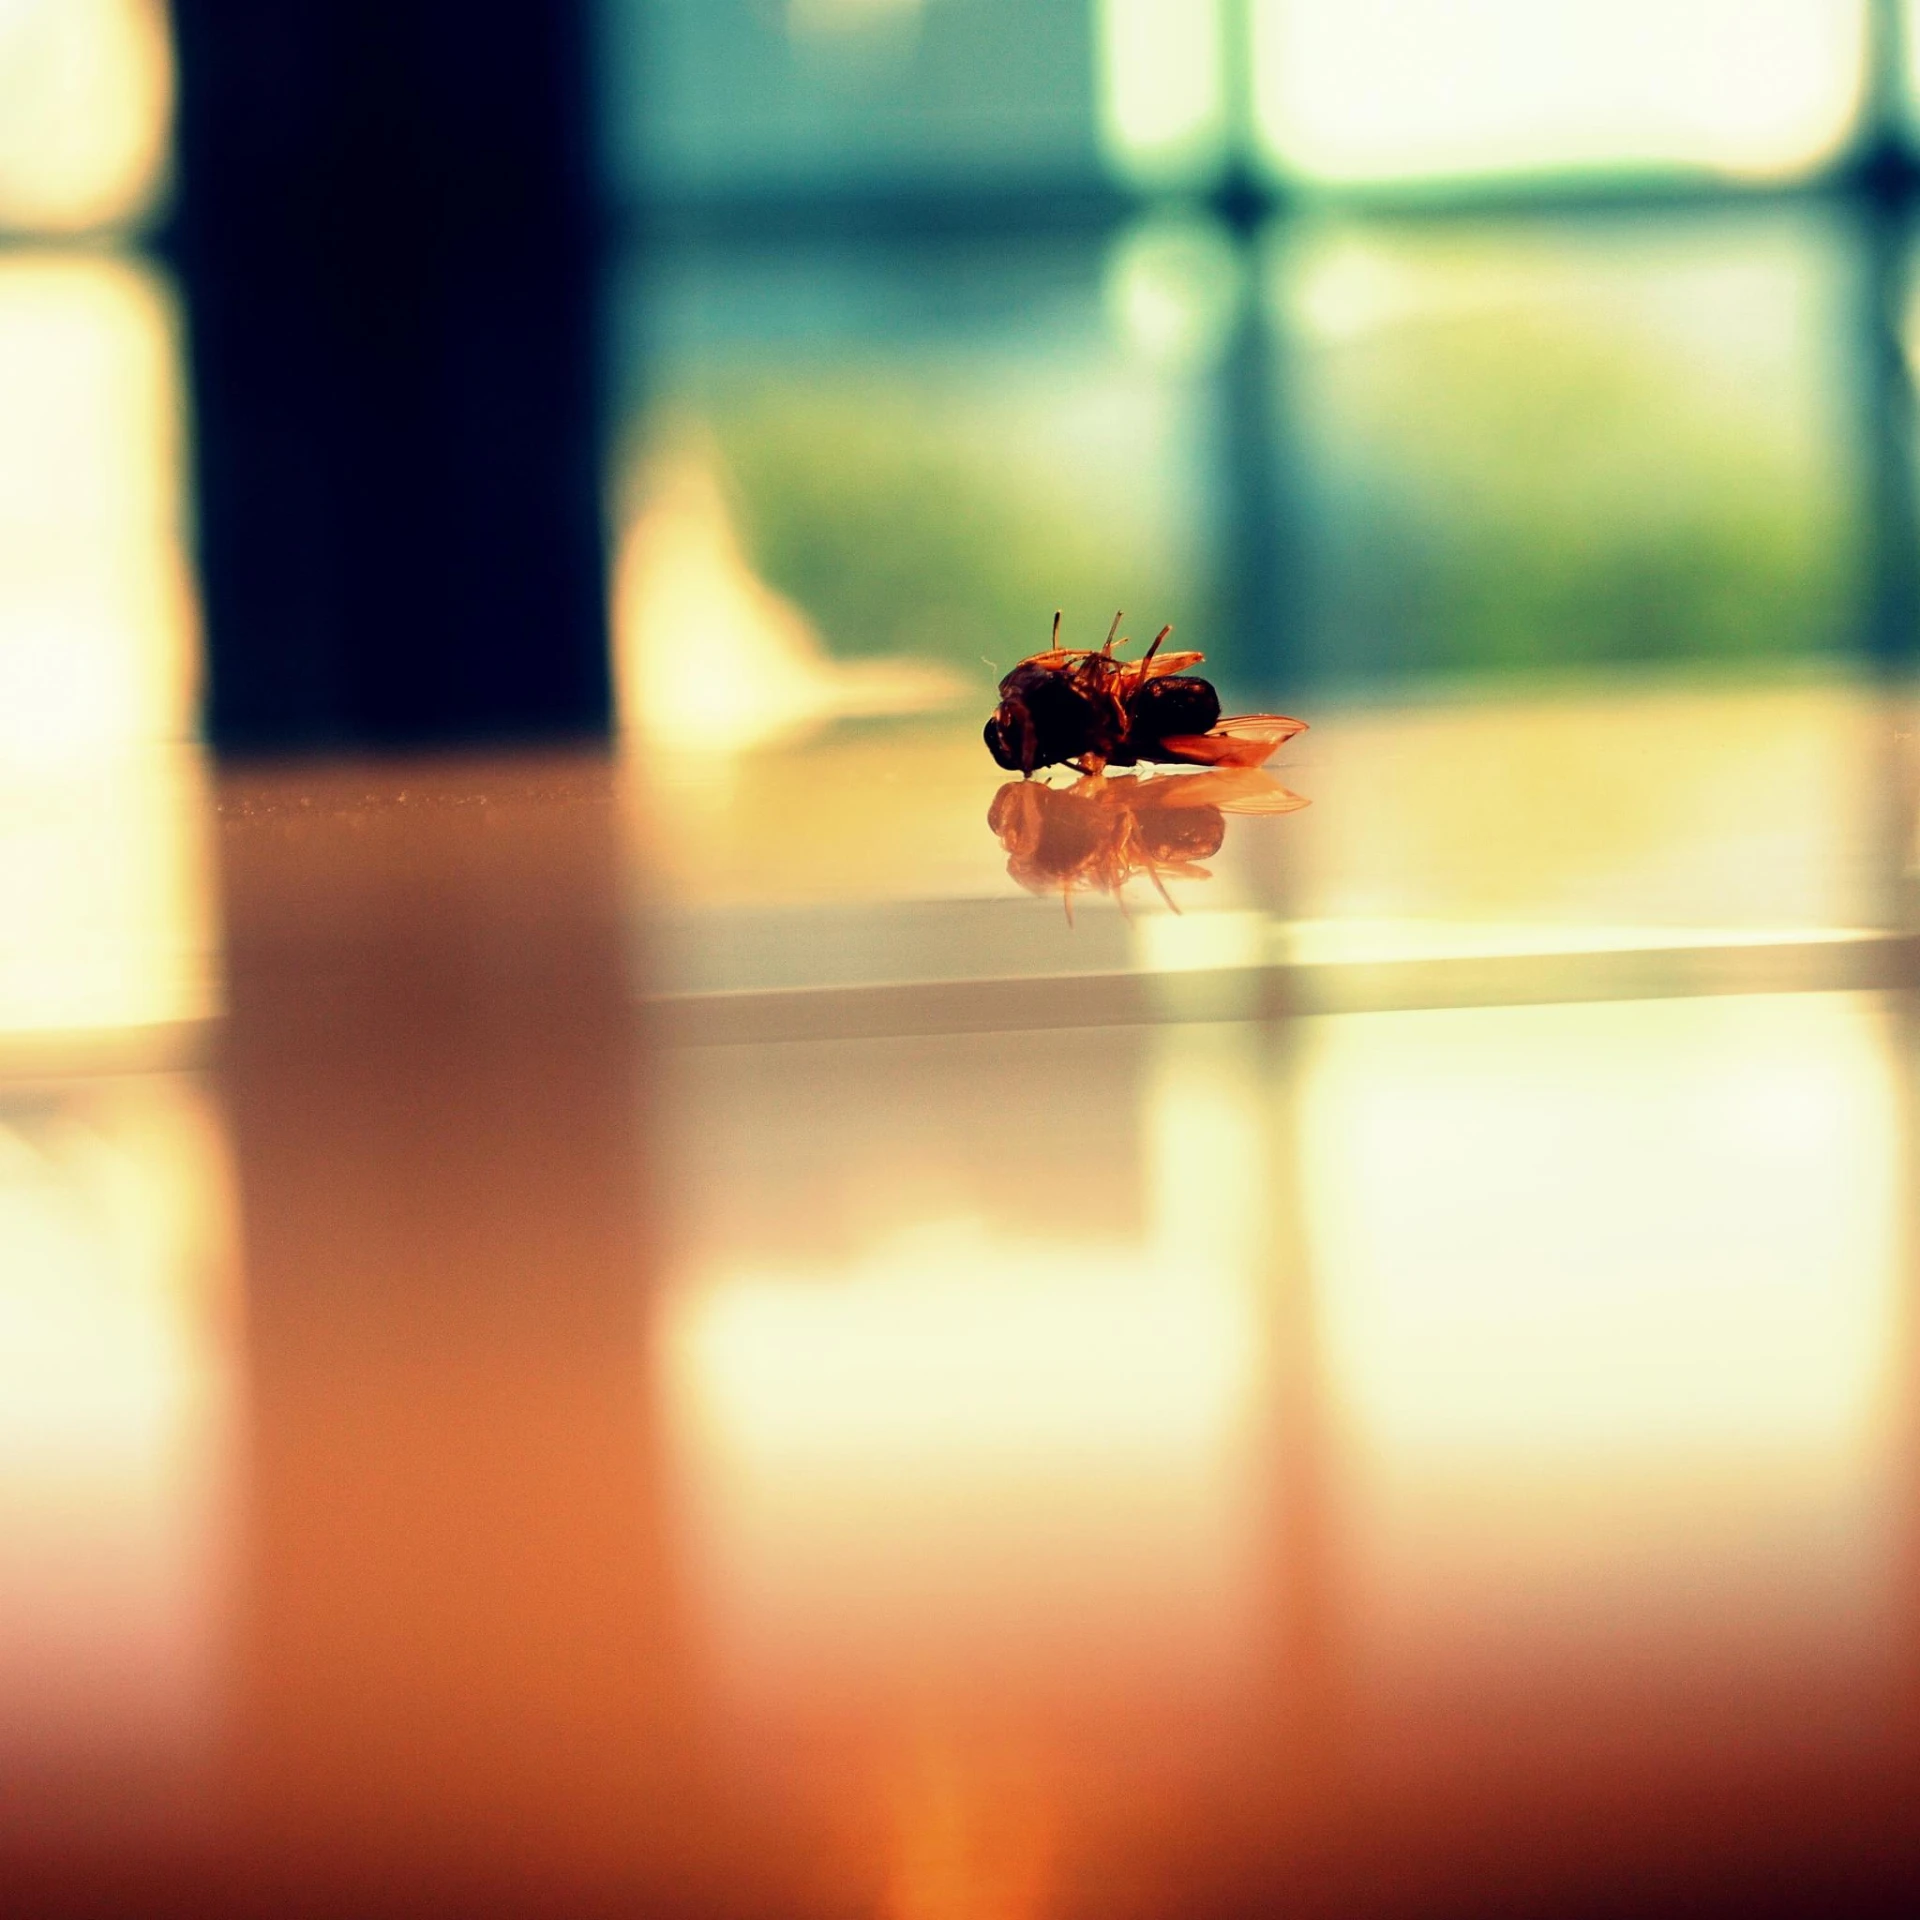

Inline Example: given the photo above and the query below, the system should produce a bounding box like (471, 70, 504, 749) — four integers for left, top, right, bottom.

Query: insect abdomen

(1126, 675, 1220, 759)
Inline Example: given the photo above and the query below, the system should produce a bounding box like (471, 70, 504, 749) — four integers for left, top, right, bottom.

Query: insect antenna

(1103, 609, 1124, 655)
(1140, 624, 1173, 669)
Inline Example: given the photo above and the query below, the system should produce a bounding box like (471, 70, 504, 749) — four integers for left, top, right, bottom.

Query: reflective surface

(4, 677, 1920, 1915)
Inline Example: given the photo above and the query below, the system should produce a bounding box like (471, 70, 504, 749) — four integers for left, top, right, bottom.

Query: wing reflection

(989, 768, 1306, 910)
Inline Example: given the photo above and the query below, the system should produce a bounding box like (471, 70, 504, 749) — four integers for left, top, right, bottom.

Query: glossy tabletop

(5, 673, 1920, 1917)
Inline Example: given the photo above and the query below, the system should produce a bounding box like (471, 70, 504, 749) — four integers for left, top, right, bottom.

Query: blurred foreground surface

(4, 677, 1920, 1918)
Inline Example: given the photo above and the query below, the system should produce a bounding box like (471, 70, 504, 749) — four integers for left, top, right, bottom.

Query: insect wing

(1117, 650, 1207, 695)
(1216, 712, 1308, 743)
(1142, 767, 1309, 815)
(1146, 767, 1275, 807)
(998, 646, 1092, 692)
(1156, 714, 1307, 769)
(1139, 650, 1206, 681)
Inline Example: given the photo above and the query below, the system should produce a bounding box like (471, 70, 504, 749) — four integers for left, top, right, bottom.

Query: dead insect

(989, 766, 1307, 919)
(984, 610, 1307, 777)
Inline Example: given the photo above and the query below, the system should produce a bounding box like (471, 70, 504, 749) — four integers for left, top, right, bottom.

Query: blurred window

(602, 0, 1102, 201)
(1274, 209, 1862, 682)
(605, 0, 1879, 202)
(0, 4, 209, 1041)
(0, 0, 193, 754)
(0, 256, 199, 757)
(1097, 0, 1229, 187)
(0, 0, 173, 234)
(1250, 0, 1868, 189)
(609, 229, 1232, 758)
(602, 0, 1914, 749)
(0, 0, 194, 755)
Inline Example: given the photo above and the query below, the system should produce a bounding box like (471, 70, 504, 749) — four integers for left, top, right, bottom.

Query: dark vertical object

(170, 2, 611, 748)
(1856, 0, 1920, 675)
(1212, 233, 1307, 701)
(1860, 197, 1918, 673)
(1211, 0, 1305, 700)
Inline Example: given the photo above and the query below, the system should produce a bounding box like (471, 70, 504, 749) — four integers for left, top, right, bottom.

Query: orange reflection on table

(659, 1022, 1285, 1915)
(0, 1073, 240, 1832)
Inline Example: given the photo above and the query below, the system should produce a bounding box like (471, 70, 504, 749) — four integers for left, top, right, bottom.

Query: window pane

(0, 255, 214, 1043)
(0, 0, 173, 232)
(601, 0, 1102, 201)
(608, 223, 1235, 774)
(1272, 206, 1864, 682)
(1253, 0, 1867, 187)
(0, 254, 198, 754)
(1097, 0, 1229, 186)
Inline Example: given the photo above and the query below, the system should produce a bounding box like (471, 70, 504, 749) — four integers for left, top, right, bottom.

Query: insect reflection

(989, 768, 1307, 919)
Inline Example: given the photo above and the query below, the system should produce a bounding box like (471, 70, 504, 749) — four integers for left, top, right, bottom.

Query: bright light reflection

(1097, 0, 1227, 184)
(0, 0, 173, 231)
(663, 1028, 1271, 1708)
(1301, 989, 1904, 1670)
(1252, 0, 1866, 185)
(1272, 675, 1879, 941)
(0, 753, 217, 1039)
(1305, 993, 1899, 1459)
(0, 1076, 238, 1770)
(675, 1224, 1257, 1470)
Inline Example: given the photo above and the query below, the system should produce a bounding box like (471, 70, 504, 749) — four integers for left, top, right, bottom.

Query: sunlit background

(8, 2, 1920, 1913)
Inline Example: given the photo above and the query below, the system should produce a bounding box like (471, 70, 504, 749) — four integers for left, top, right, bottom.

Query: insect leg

(1051, 609, 1062, 648)
(1103, 609, 1123, 654)
(1140, 624, 1172, 668)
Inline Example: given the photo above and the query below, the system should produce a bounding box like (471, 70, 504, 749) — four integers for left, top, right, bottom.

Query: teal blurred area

(589, 1, 1914, 735)
(600, 0, 1105, 203)
(607, 200, 1875, 728)
(596, 0, 1875, 207)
